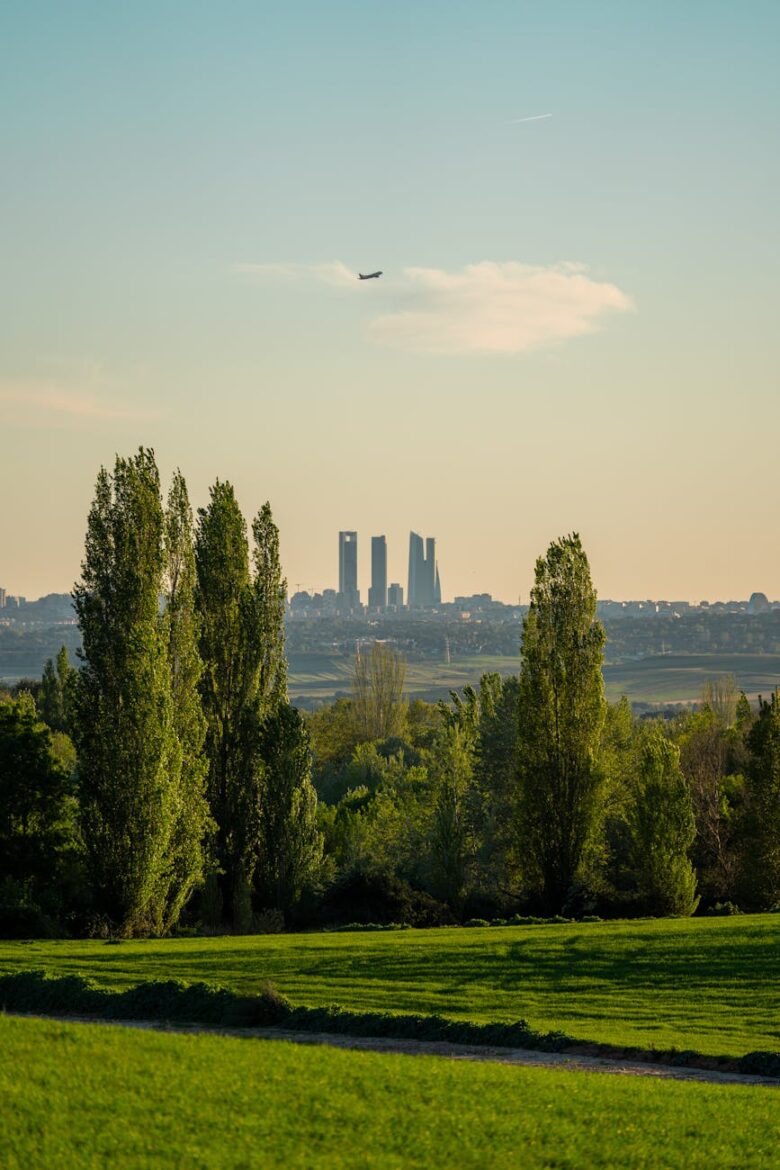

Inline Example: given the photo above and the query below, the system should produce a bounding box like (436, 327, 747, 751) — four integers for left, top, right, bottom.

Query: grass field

(2, 1014, 778, 1170)
(2, 915, 777, 1058)
(288, 651, 780, 706)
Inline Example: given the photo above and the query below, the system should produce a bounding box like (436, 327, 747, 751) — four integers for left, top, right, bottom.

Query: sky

(1, 1, 779, 604)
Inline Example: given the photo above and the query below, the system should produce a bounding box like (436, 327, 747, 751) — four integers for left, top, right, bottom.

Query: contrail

(508, 113, 552, 124)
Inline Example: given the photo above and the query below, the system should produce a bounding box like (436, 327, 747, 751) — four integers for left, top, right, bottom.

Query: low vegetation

(1, 915, 777, 1058)
(2, 967, 778, 1075)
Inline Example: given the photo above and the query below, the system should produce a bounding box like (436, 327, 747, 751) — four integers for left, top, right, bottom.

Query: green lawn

(1, 1014, 778, 1170)
(2, 915, 778, 1058)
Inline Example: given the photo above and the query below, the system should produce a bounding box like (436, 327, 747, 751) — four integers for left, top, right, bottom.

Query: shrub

(704, 901, 743, 917)
(320, 870, 454, 928)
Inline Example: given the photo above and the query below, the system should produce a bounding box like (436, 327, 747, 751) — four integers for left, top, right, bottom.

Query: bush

(704, 901, 744, 917)
(325, 922, 413, 933)
(0, 971, 290, 1027)
(319, 870, 454, 928)
(0, 879, 61, 939)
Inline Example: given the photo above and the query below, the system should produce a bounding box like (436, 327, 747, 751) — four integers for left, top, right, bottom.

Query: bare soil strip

(11, 1014, 778, 1087)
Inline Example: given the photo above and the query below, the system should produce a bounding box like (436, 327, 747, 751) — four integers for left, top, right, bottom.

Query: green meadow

(2, 915, 777, 1058)
(288, 651, 780, 706)
(2, 1014, 778, 1170)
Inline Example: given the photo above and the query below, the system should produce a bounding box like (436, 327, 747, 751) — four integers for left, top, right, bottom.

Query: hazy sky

(2, 2, 778, 603)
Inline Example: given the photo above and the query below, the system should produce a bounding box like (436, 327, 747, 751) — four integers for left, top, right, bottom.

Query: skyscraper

(338, 531, 359, 608)
(408, 531, 425, 608)
(387, 582, 404, 609)
(368, 535, 387, 610)
(407, 531, 440, 608)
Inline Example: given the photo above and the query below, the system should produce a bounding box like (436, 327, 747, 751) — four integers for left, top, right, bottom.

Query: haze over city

(2, 2, 779, 603)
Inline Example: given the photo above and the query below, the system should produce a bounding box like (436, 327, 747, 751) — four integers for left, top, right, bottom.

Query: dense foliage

(1, 454, 779, 937)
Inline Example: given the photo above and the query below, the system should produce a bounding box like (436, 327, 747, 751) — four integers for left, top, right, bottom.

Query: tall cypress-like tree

(627, 729, 699, 916)
(39, 646, 75, 734)
(739, 693, 780, 908)
(73, 450, 181, 935)
(195, 492, 293, 927)
(162, 470, 211, 929)
(195, 481, 259, 927)
(517, 534, 606, 912)
(428, 724, 475, 911)
(255, 703, 322, 917)
(251, 502, 288, 710)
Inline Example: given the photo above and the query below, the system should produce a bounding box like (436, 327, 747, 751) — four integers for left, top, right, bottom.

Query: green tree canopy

(73, 449, 182, 935)
(517, 534, 606, 912)
(627, 728, 699, 916)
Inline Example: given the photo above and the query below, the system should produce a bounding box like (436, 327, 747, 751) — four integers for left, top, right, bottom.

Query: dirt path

(11, 1013, 778, 1087)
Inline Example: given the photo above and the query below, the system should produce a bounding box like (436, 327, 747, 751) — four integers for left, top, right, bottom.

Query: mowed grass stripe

(2, 915, 778, 1057)
(1, 1015, 779, 1170)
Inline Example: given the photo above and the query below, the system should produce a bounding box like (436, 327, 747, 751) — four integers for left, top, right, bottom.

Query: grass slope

(2, 915, 778, 1058)
(288, 651, 780, 705)
(2, 1015, 779, 1170)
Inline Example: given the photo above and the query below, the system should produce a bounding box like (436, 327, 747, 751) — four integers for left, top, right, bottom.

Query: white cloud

(368, 262, 634, 355)
(234, 258, 634, 355)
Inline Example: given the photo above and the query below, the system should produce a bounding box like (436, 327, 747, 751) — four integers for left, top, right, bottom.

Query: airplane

(358, 270, 383, 280)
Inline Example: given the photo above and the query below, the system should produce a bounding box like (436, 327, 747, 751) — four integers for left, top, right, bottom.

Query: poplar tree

(39, 646, 75, 733)
(739, 693, 780, 908)
(195, 481, 259, 927)
(73, 450, 180, 935)
(251, 502, 288, 710)
(627, 729, 699, 916)
(162, 471, 211, 929)
(428, 724, 475, 910)
(352, 642, 407, 741)
(517, 534, 606, 912)
(255, 703, 322, 916)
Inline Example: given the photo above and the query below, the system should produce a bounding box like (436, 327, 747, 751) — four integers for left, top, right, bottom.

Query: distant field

(2, 1015, 779, 1170)
(289, 650, 780, 706)
(5, 646, 780, 705)
(603, 653, 780, 704)
(2, 915, 777, 1058)
(288, 651, 522, 705)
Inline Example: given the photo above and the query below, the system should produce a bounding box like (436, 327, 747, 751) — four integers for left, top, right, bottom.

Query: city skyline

(1, 5, 779, 603)
(336, 529, 440, 610)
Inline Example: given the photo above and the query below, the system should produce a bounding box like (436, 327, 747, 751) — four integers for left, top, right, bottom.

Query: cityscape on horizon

(2, 527, 778, 623)
(333, 530, 442, 615)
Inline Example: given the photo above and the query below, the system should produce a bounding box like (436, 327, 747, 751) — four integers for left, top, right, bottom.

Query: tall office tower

(368, 535, 387, 610)
(338, 531, 360, 607)
(387, 582, 404, 609)
(0, 587, 5, 609)
(408, 531, 425, 608)
(425, 538, 437, 605)
(408, 532, 439, 607)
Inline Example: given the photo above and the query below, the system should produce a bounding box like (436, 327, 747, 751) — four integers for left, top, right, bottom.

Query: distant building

(338, 531, 360, 608)
(408, 532, 440, 608)
(748, 591, 771, 615)
(387, 582, 404, 609)
(368, 535, 387, 610)
(0, 587, 5, 609)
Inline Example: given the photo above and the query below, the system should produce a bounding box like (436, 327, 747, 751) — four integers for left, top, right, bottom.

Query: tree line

(0, 454, 778, 936)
